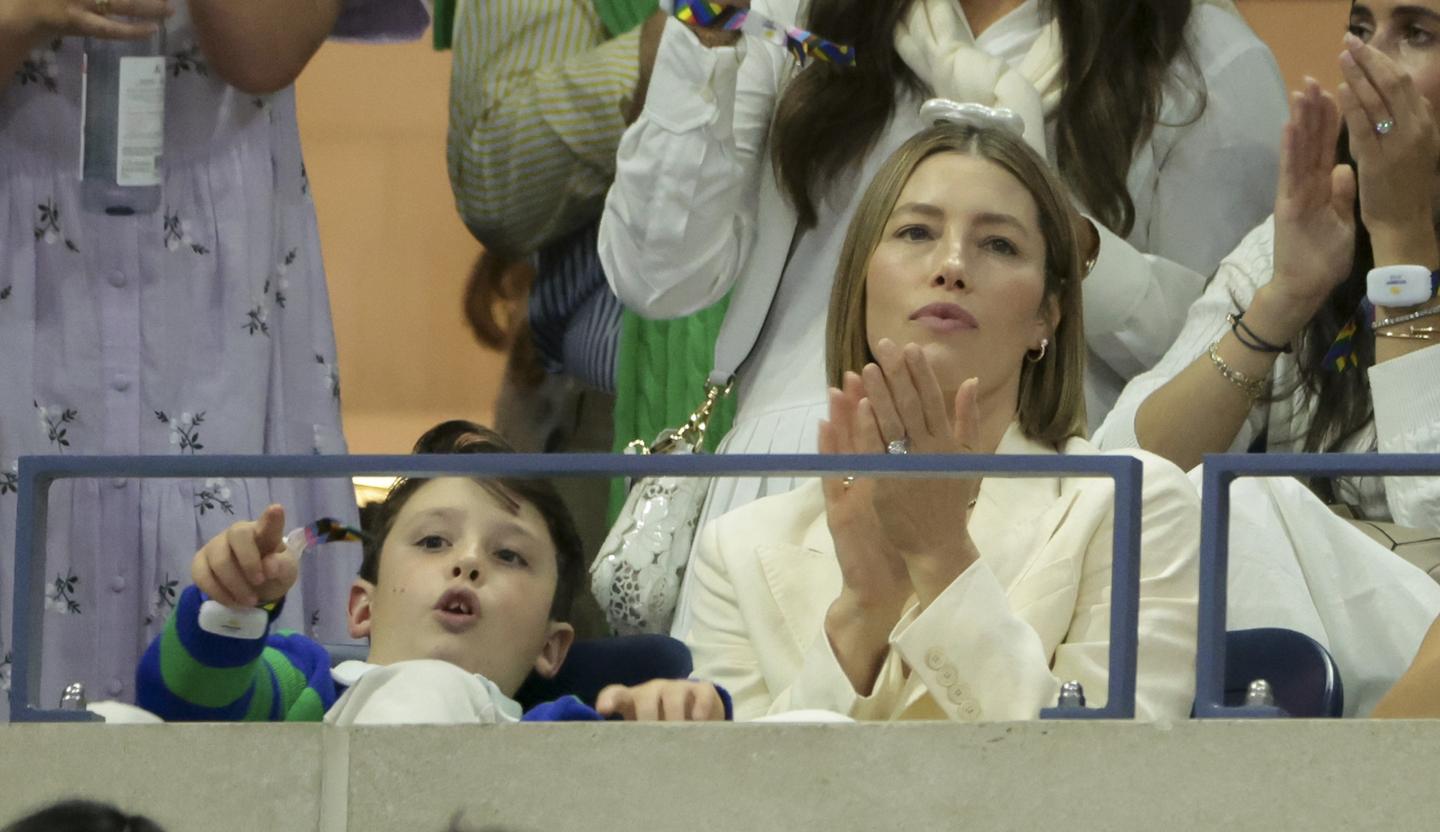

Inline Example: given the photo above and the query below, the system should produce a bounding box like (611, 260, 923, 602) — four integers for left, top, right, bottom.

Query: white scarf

(894, 0, 1244, 157)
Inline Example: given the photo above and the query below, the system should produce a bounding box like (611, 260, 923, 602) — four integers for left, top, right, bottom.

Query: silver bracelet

(1375, 305, 1440, 330)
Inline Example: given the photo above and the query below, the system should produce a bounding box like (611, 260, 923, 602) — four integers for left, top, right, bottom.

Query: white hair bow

(919, 98, 1026, 138)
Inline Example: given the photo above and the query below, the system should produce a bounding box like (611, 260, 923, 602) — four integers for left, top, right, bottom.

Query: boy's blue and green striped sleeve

(136, 585, 338, 721)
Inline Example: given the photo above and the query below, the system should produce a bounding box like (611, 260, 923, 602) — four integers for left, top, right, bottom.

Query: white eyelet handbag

(590, 380, 731, 636)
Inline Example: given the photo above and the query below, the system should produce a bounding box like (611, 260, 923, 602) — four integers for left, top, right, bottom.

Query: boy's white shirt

(325, 659, 524, 726)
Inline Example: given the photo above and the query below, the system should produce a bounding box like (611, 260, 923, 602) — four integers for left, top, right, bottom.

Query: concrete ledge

(6, 721, 1440, 830)
(0, 724, 326, 832)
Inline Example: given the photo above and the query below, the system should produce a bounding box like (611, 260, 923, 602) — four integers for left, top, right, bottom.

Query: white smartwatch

(1367, 265, 1438, 308)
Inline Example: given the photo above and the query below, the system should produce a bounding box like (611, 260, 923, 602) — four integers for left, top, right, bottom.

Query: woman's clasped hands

(818, 339, 984, 637)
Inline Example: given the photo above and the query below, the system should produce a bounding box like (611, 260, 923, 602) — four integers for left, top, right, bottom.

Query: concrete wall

(6, 721, 1440, 831)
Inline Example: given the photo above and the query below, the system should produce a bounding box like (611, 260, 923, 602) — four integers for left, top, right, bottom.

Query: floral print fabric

(0, 6, 367, 717)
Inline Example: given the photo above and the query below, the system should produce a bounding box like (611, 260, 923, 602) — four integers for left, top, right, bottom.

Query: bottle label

(115, 56, 166, 187)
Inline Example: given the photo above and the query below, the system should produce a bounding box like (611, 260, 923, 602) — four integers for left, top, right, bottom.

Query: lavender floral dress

(0, 0, 429, 715)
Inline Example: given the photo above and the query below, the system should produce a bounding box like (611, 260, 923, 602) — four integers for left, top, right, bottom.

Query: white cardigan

(1093, 217, 1440, 527)
(681, 426, 1201, 721)
(599, 2, 1288, 432)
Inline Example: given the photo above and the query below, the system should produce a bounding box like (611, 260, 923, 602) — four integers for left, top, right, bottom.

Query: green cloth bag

(593, 0, 662, 37)
(432, 0, 456, 49)
(609, 299, 737, 522)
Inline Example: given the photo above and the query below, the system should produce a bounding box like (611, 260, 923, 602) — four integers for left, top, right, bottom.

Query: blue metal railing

(1193, 453, 1440, 718)
(9, 452, 1145, 722)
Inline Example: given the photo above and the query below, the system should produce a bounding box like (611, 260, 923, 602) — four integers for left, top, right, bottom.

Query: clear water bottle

(80, 25, 167, 215)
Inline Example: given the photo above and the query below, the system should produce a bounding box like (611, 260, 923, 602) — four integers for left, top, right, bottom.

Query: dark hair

(358, 420, 583, 621)
(1049, 0, 1201, 236)
(770, 0, 1202, 235)
(3, 800, 165, 832)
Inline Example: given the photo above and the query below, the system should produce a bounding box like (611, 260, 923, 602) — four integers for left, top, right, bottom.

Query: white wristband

(1368, 265, 1436, 308)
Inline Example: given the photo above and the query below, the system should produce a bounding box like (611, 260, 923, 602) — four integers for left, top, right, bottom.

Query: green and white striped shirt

(447, 0, 642, 257)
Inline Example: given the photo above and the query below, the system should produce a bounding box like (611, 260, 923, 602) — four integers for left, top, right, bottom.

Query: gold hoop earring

(1026, 338, 1049, 364)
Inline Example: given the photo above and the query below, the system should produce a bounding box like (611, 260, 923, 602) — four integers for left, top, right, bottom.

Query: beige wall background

(297, 0, 1354, 454)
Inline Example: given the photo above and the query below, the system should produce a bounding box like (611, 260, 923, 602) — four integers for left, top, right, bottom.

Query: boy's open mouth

(433, 586, 481, 631)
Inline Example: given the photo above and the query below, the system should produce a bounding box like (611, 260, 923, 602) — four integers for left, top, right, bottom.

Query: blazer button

(925, 648, 946, 670)
(935, 664, 958, 687)
(959, 700, 982, 720)
(947, 684, 972, 705)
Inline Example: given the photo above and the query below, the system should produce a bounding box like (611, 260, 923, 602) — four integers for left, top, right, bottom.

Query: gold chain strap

(628, 380, 735, 456)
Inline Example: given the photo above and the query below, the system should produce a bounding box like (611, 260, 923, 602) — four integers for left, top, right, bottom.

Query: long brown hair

(825, 123, 1088, 444)
(770, 0, 1201, 235)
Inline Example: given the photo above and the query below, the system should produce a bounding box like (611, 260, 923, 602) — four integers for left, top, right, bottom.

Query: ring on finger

(1375, 118, 1396, 135)
(886, 437, 910, 455)
(842, 476, 856, 489)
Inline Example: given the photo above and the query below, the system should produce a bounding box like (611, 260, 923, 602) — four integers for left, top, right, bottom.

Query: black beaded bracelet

(1228, 310, 1292, 354)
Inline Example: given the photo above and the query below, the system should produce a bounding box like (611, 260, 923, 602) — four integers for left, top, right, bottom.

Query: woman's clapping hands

(820, 339, 983, 617)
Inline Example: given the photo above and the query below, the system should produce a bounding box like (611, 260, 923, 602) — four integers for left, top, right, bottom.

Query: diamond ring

(1375, 118, 1396, 136)
(886, 438, 910, 455)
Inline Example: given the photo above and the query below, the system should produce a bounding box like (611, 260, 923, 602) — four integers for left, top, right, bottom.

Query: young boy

(135, 420, 728, 724)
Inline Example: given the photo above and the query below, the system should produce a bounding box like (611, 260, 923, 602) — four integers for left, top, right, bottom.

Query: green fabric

(287, 687, 329, 722)
(264, 643, 312, 719)
(609, 299, 737, 521)
(593, 0, 660, 37)
(432, 0, 456, 49)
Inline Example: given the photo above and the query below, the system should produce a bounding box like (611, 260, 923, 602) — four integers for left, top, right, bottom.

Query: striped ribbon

(670, 0, 855, 67)
(287, 518, 368, 555)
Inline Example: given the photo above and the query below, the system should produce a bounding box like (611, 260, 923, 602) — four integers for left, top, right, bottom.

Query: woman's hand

(860, 340, 982, 610)
(819, 371, 913, 619)
(1265, 80, 1359, 333)
(0, 0, 171, 43)
(1337, 33, 1440, 267)
(676, 0, 746, 48)
(818, 371, 913, 694)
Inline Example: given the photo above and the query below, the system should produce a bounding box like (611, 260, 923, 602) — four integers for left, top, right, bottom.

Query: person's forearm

(1373, 616, 1440, 717)
(188, 0, 340, 94)
(904, 537, 978, 614)
(1134, 284, 1306, 470)
(823, 594, 901, 696)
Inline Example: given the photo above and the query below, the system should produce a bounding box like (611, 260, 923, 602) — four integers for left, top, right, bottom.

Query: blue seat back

(515, 635, 694, 710)
(1224, 628, 1343, 717)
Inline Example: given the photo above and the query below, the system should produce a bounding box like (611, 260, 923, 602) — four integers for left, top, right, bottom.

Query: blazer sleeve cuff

(891, 563, 1056, 721)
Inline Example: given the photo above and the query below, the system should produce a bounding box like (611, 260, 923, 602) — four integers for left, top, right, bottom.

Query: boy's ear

(531, 622, 575, 680)
(347, 579, 376, 640)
